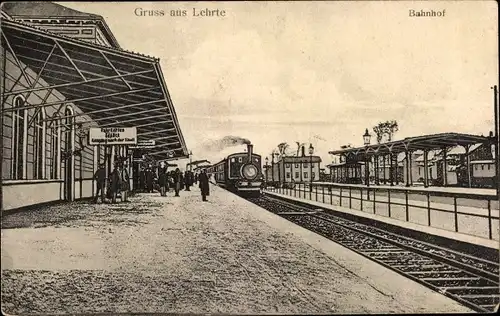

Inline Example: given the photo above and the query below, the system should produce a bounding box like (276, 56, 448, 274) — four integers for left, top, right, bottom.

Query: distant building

(265, 155, 322, 184)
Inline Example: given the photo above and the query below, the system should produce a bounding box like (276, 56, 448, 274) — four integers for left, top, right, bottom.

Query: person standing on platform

(110, 164, 122, 204)
(139, 167, 145, 192)
(159, 167, 168, 196)
(145, 166, 154, 193)
(173, 168, 182, 197)
(93, 163, 106, 203)
(121, 163, 130, 202)
(184, 170, 192, 191)
(199, 169, 210, 201)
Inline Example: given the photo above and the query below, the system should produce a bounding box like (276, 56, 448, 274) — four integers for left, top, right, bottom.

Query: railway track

(246, 195, 500, 313)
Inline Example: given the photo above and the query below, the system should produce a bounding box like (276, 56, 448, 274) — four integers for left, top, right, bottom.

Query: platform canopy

(329, 132, 493, 158)
(1, 19, 188, 161)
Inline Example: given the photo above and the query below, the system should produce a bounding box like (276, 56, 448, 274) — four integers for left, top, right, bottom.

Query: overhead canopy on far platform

(329, 133, 494, 158)
(1, 19, 188, 161)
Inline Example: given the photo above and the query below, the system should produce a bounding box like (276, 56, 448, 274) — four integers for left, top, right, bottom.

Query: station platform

(1, 185, 473, 314)
(266, 189, 499, 250)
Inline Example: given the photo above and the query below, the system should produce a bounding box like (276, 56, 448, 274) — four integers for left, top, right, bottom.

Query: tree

(373, 120, 399, 144)
(295, 141, 306, 156)
(276, 142, 289, 158)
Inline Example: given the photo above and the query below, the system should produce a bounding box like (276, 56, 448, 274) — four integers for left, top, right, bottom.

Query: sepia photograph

(0, 0, 499, 314)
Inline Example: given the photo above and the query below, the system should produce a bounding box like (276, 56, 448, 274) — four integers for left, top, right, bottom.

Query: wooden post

(409, 150, 413, 186)
(390, 152, 394, 186)
(465, 144, 471, 188)
(423, 150, 429, 188)
(405, 150, 410, 187)
(442, 146, 448, 186)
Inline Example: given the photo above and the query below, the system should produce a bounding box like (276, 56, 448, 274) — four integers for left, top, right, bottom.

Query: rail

(264, 182, 500, 240)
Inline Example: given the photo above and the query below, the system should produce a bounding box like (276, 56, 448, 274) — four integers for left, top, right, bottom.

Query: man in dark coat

(185, 170, 192, 191)
(110, 165, 122, 204)
(93, 163, 106, 203)
(198, 169, 210, 201)
(121, 163, 130, 202)
(159, 167, 168, 196)
(173, 168, 182, 197)
(139, 167, 145, 192)
(145, 166, 154, 193)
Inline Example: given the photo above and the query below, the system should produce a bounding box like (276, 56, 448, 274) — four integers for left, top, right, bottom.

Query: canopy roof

(1, 18, 188, 160)
(329, 133, 493, 158)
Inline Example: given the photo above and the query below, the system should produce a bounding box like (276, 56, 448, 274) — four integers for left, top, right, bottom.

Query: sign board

(89, 127, 137, 145)
(129, 140, 156, 149)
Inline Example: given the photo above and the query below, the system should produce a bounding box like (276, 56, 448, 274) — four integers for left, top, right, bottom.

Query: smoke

(202, 135, 251, 152)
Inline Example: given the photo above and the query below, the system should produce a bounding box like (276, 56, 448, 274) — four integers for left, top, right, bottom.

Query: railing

(264, 182, 500, 241)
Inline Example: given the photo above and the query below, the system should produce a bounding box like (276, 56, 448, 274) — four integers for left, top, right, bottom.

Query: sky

(61, 1, 498, 168)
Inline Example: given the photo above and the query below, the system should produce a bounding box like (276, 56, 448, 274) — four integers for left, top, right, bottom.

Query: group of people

(139, 166, 210, 201)
(93, 164, 210, 203)
(93, 163, 130, 204)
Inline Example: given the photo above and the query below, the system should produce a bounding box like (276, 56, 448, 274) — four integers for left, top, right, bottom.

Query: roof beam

(24, 43, 57, 101)
(11, 48, 156, 90)
(78, 103, 165, 125)
(138, 128, 176, 137)
(5, 65, 30, 94)
(43, 98, 166, 123)
(2, 86, 160, 114)
(53, 40, 87, 82)
(145, 135, 180, 142)
(2, 32, 33, 87)
(98, 114, 171, 128)
(134, 120, 172, 129)
(27, 89, 52, 128)
(3, 69, 155, 97)
(100, 51, 132, 90)
(6, 31, 152, 74)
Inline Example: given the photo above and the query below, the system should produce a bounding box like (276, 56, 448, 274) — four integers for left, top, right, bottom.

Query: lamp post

(265, 156, 269, 188)
(274, 151, 280, 187)
(363, 128, 371, 187)
(309, 143, 314, 192)
(271, 151, 275, 185)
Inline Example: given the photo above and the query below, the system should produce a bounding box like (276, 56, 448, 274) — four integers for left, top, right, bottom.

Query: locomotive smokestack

(247, 143, 253, 160)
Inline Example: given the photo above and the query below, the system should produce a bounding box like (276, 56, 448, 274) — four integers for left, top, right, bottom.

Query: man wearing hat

(93, 163, 107, 203)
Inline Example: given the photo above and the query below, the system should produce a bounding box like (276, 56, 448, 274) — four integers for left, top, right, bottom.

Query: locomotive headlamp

(242, 164, 258, 180)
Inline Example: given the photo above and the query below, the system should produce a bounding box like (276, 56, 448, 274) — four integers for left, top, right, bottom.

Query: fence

(264, 182, 500, 240)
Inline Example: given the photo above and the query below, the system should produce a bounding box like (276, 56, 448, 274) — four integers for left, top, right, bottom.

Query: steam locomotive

(207, 144, 263, 197)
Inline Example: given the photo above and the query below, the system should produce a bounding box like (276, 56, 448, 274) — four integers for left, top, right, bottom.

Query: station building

(1, 2, 188, 211)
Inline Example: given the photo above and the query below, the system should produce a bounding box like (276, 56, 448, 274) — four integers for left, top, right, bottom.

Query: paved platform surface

(1, 185, 473, 314)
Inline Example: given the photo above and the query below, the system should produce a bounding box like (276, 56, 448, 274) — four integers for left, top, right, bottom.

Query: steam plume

(202, 135, 251, 152)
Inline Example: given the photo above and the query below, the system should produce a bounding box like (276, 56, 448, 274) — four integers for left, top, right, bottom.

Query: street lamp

(363, 128, 371, 187)
(274, 151, 280, 187)
(309, 143, 314, 192)
(265, 156, 269, 188)
(271, 152, 275, 185)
